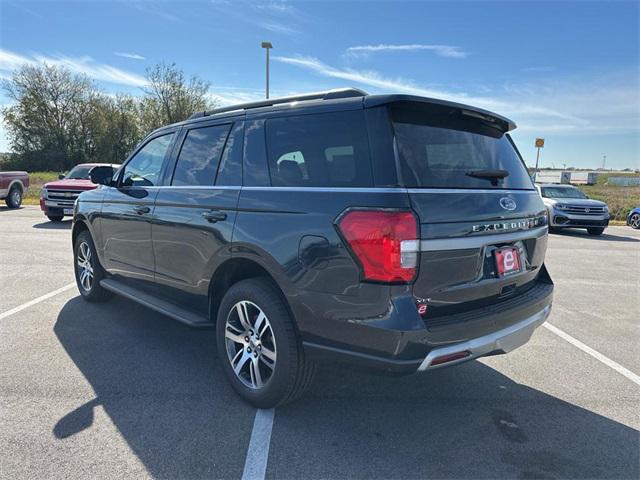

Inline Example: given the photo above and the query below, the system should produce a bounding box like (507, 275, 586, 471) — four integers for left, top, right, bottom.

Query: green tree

(93, 94, 142, 164)
(1, 64, 100, 171)
(139, 62, 215, 132)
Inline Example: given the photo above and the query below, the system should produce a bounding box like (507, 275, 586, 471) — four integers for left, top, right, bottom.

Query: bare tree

(140, 62, 216, 132)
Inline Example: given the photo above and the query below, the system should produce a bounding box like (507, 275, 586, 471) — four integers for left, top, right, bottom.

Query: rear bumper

(304, 304, 551, 374)
(303, 270, 553, 374)
(417, 304, 550, 370)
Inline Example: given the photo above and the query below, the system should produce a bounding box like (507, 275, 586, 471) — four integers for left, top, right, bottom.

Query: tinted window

(392, 108, 533, 190)
(121, 133, 174, 187)
(216, 121, 244, 186)
(266, 111, 372, 187)
(172, 125, 231, 186)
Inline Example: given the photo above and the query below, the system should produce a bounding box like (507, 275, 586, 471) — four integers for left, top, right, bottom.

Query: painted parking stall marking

(241, 408, 275, 480)
(0, 282, 76, 321)
(544, 322, 640, 386)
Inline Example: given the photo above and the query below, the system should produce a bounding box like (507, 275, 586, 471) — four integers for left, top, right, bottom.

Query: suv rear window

(391, 107, 533, 190)
(266, 111, 373, 187)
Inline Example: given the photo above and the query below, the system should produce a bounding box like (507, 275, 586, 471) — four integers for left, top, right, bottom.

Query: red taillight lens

(337, 210, 419, 283)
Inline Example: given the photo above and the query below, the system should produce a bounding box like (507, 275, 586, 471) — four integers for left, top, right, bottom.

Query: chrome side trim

(420, 225, 547, 251)
(407, 188, 537, 194)
(417, 304, 551, 371)
(132, 186, 538, 194)
(242, 186, 407, 193)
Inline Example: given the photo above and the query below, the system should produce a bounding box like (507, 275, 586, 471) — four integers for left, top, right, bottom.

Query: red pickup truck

(40, 163, 118, 221)
(0, 171, 29, 208)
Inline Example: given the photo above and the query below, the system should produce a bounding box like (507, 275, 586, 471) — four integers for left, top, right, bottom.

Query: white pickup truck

(0, 171, 29, 208)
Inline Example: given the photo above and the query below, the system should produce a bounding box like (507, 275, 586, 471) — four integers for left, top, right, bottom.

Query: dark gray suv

(72, 88, 554, 407)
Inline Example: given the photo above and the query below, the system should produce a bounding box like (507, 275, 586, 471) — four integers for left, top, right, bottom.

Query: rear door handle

(202, 210, 227, 223)
(133, 205, 150, 215)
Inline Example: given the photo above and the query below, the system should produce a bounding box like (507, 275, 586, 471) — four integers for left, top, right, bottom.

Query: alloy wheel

(77, 242, 94, 292)
(224, 300, 277, 389)
(11, 189, 21, 205)
(631, 214, 640, 229)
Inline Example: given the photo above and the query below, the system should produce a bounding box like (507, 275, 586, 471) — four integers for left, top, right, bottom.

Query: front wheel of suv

(587, 227, 605, 236)
(74, 230, 112, 302)
(216, 278, 315, 408)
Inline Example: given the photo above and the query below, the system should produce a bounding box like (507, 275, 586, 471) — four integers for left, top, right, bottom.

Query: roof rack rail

(189, 87, 368, 119)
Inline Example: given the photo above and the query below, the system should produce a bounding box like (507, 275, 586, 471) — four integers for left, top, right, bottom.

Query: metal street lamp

(261, 41, 273, 99)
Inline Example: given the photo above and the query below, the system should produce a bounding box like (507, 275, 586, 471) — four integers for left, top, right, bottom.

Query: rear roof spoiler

(364, 94, 517, 132)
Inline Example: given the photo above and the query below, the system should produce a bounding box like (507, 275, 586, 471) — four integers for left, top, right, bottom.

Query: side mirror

(58, 173, 65, 180)
(90, 166, 114, 186)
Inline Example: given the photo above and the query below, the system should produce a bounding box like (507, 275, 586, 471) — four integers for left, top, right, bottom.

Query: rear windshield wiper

(465, 169, 509, 186)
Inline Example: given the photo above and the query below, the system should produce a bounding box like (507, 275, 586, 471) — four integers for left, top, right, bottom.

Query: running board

(100, 278, 214, 328)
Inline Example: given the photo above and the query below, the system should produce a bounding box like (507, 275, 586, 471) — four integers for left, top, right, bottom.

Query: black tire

(629, 213, 640, 230)
(47, 215, 64, 222)
(587, 227, 605, 236)
(216, 278, 315, 408)
(73, 230, 112, 302)
(5, 185, 22, 209)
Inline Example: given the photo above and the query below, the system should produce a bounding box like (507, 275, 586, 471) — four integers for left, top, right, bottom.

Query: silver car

(536, 184, 609, 235)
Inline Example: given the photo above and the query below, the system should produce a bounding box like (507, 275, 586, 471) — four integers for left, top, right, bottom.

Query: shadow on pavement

(54, 296, 255, 479)
(33, 220, 72, 229)
(55, 296, 639, 479)
(269, 363, 639, 479)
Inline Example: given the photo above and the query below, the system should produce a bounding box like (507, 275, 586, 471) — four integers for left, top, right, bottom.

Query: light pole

(261, 41, 273, 99)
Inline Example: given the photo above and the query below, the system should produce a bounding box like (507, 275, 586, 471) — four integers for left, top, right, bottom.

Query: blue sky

(1, 0, 638, 170)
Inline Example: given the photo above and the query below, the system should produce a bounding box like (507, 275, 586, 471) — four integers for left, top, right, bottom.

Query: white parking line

(544, 322, 640, 386)
(0, 283, 76, 321)
(241, 408, 275, 480)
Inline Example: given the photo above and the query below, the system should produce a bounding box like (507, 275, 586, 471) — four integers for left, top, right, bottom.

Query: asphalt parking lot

(1, 206, 638, 480)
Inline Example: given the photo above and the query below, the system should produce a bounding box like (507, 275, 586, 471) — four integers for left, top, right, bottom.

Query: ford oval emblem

(499, 197, 517, 211)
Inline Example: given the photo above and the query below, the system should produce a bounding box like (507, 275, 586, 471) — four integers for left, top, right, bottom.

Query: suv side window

(172, 124, 231, 186)
(216, 121, 244, 186)
(266, 110, 373, 187)
(121, 133, 175, 187)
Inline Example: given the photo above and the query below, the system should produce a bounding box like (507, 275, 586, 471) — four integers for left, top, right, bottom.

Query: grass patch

(23, 171, 59, 205)
(575, 173, 640, 222)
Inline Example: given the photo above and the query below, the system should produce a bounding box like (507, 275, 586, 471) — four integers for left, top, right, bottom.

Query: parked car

(72, 88, 554, 407)
(536, 184, 609, 235)
(40, 163, 118, 221)
(0, 171, 29, 208)
(627, 207, 640, 229)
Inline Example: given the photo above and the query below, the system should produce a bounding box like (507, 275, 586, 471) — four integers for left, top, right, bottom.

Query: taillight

(337, 209, 419, 283)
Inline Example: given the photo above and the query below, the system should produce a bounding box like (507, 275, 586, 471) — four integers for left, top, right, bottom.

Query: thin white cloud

(346, 44, 469, 59)
(0, 48, 147, 87)
(114, 52, 146, 61)
(261, 22, 298, 35)
(521, 66, 556, 73)
(256, 2, 293, 13)
(272, 55, 581, 124)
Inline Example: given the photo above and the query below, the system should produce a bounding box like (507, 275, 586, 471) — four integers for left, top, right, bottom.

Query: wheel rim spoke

(254, 312, 266, 337)
(233, 350, 251, 375)
(250, 359, 263, 388)
(261, 346, 276, 363)
(225, 328, 246, 345)
(235, 302, 252, 331)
